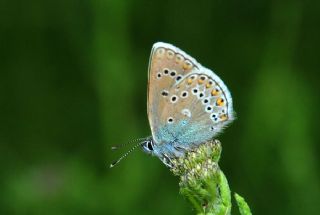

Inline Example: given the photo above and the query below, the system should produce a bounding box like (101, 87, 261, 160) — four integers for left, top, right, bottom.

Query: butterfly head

(141, 138, 155, 155)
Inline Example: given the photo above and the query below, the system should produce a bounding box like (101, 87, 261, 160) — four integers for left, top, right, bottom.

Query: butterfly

(111, 42, 234, 168)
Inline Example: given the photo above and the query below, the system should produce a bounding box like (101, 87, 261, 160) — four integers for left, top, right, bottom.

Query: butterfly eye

(163, 68, 169, 75)
(157, 72, 162, 79)
(147, 141, 153, 151)
(142, 140, 154, 153)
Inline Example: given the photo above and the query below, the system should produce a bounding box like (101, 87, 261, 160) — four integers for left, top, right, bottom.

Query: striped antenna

(111, 138, 147, 150)
(110, 140, 145, 168)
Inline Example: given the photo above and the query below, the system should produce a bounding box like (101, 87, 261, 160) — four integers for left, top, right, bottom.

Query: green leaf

(234, 193, 252, 215)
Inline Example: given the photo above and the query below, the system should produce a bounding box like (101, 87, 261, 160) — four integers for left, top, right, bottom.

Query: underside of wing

(147, 42, 200, 139)
(147, 42, 234, 155)
(155, 72, 234, 149)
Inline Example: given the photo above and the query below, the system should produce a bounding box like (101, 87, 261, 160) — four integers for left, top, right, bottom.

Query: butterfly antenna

(110, 141, 145, 168)
(111, 138, 147, 150)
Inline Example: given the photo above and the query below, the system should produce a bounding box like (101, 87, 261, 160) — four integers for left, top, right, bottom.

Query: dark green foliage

(1, 0, 320, 214)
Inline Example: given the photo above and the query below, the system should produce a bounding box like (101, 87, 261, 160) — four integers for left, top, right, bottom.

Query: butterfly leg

(174, 145, 188, 153)
(162, 153, 174, 168)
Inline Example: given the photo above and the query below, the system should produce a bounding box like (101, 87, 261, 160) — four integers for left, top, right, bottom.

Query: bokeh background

(1, 0, 320, 214)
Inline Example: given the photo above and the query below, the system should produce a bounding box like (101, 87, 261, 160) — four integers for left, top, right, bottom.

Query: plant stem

(170, 139, 252, 215)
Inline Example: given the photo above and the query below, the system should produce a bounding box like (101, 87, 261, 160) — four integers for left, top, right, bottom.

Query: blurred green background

(1, 0, 320, 214)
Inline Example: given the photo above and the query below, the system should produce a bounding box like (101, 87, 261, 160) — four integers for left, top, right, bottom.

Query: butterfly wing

(147, 42, 197, 137)
(147, 42, 234, 156)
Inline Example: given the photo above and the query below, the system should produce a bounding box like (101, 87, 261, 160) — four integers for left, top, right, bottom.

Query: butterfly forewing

(147, 42, 199, 138)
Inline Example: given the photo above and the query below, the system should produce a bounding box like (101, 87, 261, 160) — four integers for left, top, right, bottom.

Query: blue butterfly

(111, 42, 234, 168)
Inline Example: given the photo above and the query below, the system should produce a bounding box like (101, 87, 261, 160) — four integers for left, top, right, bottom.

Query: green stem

(170, 140, 252, 215)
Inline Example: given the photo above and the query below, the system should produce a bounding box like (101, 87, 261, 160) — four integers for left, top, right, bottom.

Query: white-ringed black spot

(171, 95, 178, 103)
(163, 69, 169, 75)
(170, 71, 176, 77)
(157, 72, 162, 79)
(167, 117, 174, 123)
(161, 90, 169, 97)
(199, 92, 204, 98)
(176, 75, 182, 81)
(192, 88, 199, 95)
(203, 98, 209, 104)
(211, 113, 218, 121)
(181, 91, 188, 98)
(200, 76, 206, 81)
(206, 105, 213, 112)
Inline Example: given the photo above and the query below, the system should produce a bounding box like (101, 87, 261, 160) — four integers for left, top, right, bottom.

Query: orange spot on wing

(216, 98, 224, 106)
(211, 89, 219, 96)
(183, 60, 192, 70)
(220, 114, 228, 121)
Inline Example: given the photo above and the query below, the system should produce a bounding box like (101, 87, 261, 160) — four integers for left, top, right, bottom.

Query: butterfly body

(143, 42, 234, 167)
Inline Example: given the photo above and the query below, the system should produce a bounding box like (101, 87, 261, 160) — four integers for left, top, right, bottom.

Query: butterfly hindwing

(163, 72, 234, 147)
